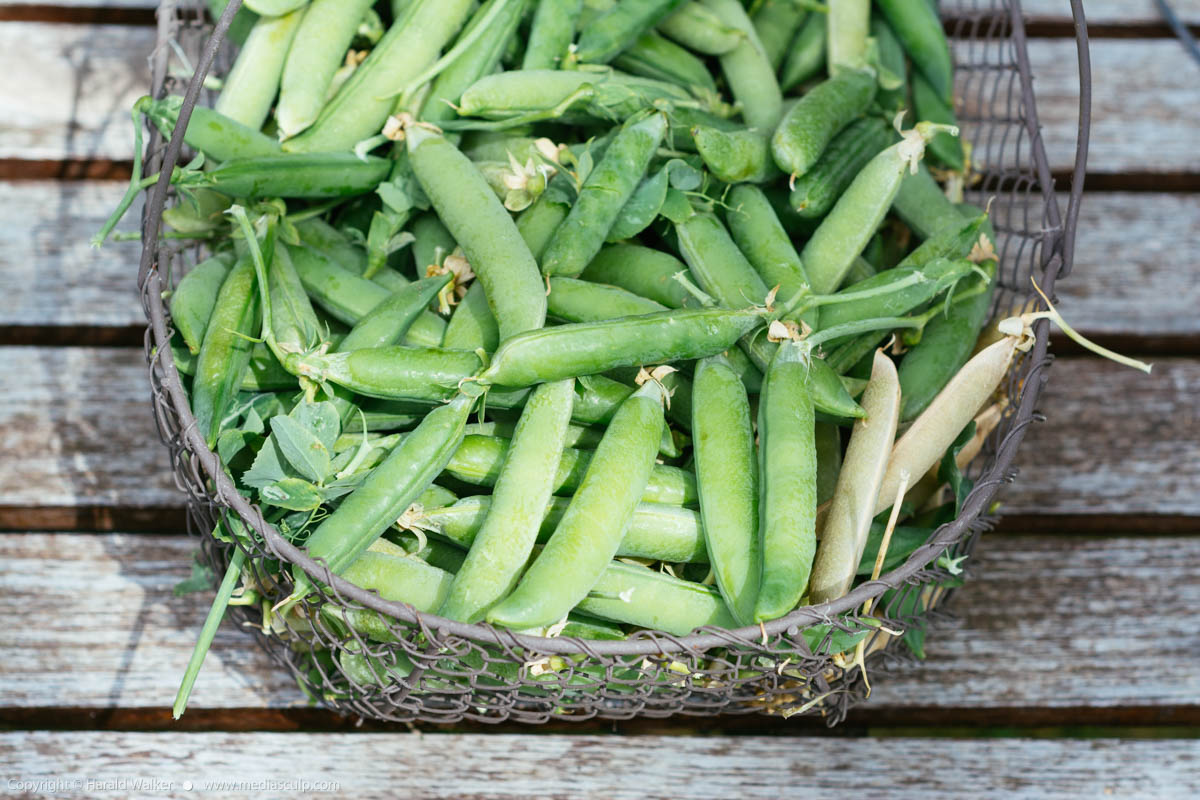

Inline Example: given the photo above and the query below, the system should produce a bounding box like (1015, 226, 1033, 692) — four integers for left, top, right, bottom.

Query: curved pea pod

(288, 346, 482, 404)
(741, 329, 865, 420)
(771, 69, 876, 178)
(692, 356, 759, 625)
(817, 257, 977, 336)
(487, 380, 666, 630)
(523, 0, 584, 69)
(340, 550, 455, 615)
(547, 277, 666, 322)
(295, 217, 367, 275)
(540, 111, 667, 278)
(442, 283, 499, 353)
(337, 274, 453, 353)
(455, 69, 691, 125)
(189, 154, 392, 200)
(751, 1, 807, 70)
(692, 125, 781, 184)
(282, 0, 474, 153)
(780, 10, 825, 92)
(214, 8, 306, 131)
(290, 392, 475, 601)
(614, 31, 717, 92)
(191, 256, 260, 448)
(276, 0, 375, 139)
(439, 380, 575, 623)
(171, 338, 296, 392)
(912, 71, 965, 172)
(875, 0, 954, 103)
(487, 373, 636, 427)
(576, 560, 736, 635)
(575, 0, 688, 64)
(425, 495, 706, 563)
(476, 306, 767, 388)
(875, 336, 1020, 517)
(170, 253, 234, 355)
(899, 257, 997, 421)
(516, 182, 573, 261)
(444, 434, 698, 506)
(800, 123, 949, 294)
(808, 351, 900, 604)
(754, 338, 818, 622)
(725, 184, 814, 324)
(788, 116, 894, 220)
(675, 211, 770, 311)
(897, 213, 987, 269)
(871, 14, 909, 114)
(826, 0, 869, 75)
(579, 244, 698, 310)
(702, 0, 782, 131)
(893, 162, 963, 241)
(658, 1, 744, 55)
(139, 96, 282, 162)
(407, 126, 545, 340)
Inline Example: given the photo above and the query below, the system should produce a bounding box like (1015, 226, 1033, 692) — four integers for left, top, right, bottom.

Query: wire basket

(137, 0, 1092, 725)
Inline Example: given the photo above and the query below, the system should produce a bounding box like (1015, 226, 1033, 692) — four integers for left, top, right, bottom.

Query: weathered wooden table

(1, 1, 1198, 797)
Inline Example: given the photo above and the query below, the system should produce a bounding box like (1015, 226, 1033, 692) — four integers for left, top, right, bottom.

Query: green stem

(173, 547, 247, 719)
(804, 315, 924, 351)
(228, 205, 286, 365)
(91, 106, 147, 248)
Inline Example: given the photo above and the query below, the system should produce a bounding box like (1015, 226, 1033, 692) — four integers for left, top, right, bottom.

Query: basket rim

(137, 0, 1090, 658)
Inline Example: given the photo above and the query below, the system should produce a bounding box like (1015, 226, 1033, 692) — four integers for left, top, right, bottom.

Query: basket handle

(1058, 0, 1092, 279)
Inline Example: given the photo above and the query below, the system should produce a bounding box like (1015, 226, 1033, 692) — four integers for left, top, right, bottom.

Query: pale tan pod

(875, 336, 1018, 516)
(904, 397, 1010, 512)
(809, 350, 901, 604)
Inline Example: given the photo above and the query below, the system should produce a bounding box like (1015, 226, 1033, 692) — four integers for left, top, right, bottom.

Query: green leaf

(658, 188, 694, 224)
(242, 435, 291, 489)
(270, 415, 331, 484)
(938, 420, 977, 517)
(664, 158, 703, 191)
(802, 622, 871, 656)
(856, 524, 935, 575)
(260, 477, 324, 511)
(290, 400, 342, 452)
(173, 558, 215, 597)
(216, 429, 250, 464)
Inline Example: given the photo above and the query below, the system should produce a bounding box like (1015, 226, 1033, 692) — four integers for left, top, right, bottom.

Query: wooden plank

(0, 181, 142, 332)
(1020, 0, 1200, 25)
(3, 731, 1199, 799)
(0, 23, 152, 161)
(2, 348, 1196, 522)
(2, 532, 1197, 713)
(0, 23, 1192, 176)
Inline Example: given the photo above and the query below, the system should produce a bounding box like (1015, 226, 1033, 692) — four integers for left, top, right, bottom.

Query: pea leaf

(607, 167, 669, 242)
(290, 400, 341, 452)
(260, 477, 324, 511)
(242, 435, 291, 489)
(173, 558, 215, 597)
(658, 188, 694, 224)
(856, 524, 935, 575)
(270, 415, 331, 484)
(938, 420, 977, 517)
(664, 158, 703, 191)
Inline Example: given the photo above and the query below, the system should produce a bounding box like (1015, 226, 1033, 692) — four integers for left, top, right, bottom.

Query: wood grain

(0, 23, 1192, 176)
(2, 730, 1198, 799)
(1021, 0, 1200, 25)
(1, 348, 1195, 523)
(2, 532, 1197, 713)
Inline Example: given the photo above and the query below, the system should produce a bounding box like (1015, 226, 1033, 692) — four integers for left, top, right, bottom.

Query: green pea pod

(579, 244, 699, 310)
(826, 0, 869, 75)
(576, 560, 736, 635)
(283, 0, 474, 153)
(517, 182, 573, 260)
(442, 283, 499, 352)
(771, 69, 876, 178)
(754, 338, 817, 622)
(424, 495, 707, 563)
(489, 373, 638, 426)
(575, 0, 688, 64)
(692, 355, 759, 625)
(779, 10, 826, 92)
(276, 0, 375, 139)
(188, 154, 392, 199)
(337, 274, 452, 353)
(614, 31, 717, 92)
(214, 8, 306, 130)
(547, 276, 666, 322)
(817, 257, 977, 335)
(912, 71, 965, 172)
(289, 346, 482, 403)
(875, 0, 954, 103)
(444, 434, 698, 506)
(477, 306, 766, 388)
(675, 211, 770, 310)
(523, 0, 583, 69)
(898, 257, 997, 421)
(703, 0, 782, 131)
(897, 213, 987, 269)
(172, 339, 295, 392)
(788, 116, 894, 219)
(295, 217, 367, 274)
(692, 125, 781, 185)
(191, 256, 260, 448)
(658, 2, 744, 55)
(206, 0, 257, 46)
(265, 242, 322, 354)
(408, 126, 546, 340)
(800, 123, 945, 293)
(290, 392, 475, 602)
(814, 421, 842, 506)
(871, 14, 909, 114)
(170, 253, 234, 355)
(725, 184, 816, 328)
(741, 329, 865, 420)
(139, 96, 282, 162)
(420, 0, 530, 125)
(439, 380, 575, 622)
(751, 1, 807, 71)
(541, 111, 667, 277)
(487, 380, 667, 629)
(341, 549, 454, 614)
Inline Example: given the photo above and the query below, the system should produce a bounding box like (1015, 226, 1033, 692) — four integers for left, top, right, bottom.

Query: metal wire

(138, 0, 1092, 725)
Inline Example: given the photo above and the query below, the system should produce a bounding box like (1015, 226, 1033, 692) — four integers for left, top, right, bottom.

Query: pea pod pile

(115, 0, 1077, 717)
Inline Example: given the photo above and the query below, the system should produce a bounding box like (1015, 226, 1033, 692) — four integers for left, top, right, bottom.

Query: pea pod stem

(173, 546, 246, 719)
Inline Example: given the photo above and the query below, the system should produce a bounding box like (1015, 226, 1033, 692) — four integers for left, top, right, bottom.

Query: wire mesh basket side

(138, 0, 1090, 724)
